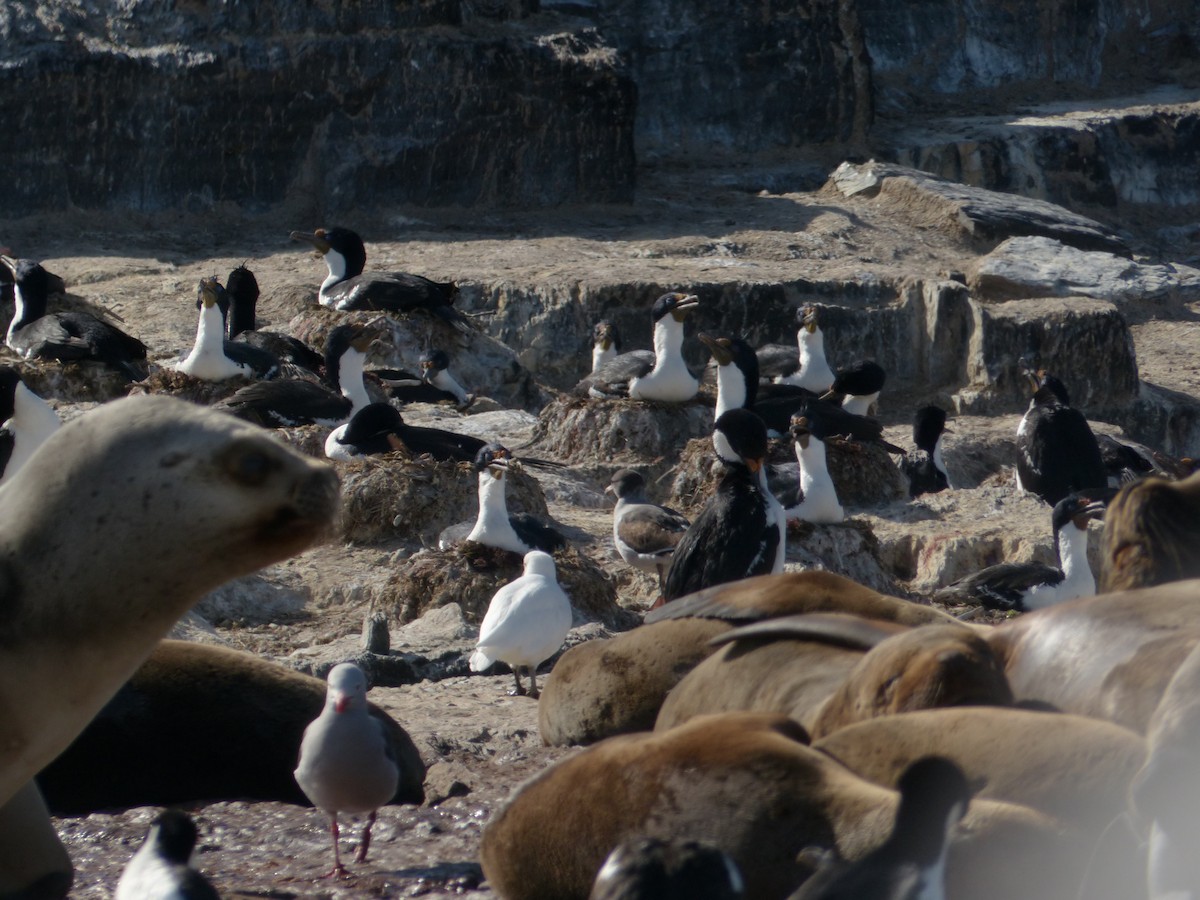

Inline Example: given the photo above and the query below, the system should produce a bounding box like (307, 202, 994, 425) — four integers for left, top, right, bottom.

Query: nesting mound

(9, 356, 135, 403)
(127, 367, 255, 406)
(668, 434, 906, 512)
(271, 424, 330, 459)
(337, 455, 550, 545)
(530, 394, 715, 477)
(385, 543, 636, 630)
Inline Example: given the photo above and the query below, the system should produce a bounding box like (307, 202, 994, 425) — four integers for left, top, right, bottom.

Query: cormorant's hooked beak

(790, 415, 812, 449)
(800, 306, 819, 334)
(745, 456, 764, 474)
(290, 229, 332, 256)
(670, 293, 701, 322)
(697, 333, 733, 366)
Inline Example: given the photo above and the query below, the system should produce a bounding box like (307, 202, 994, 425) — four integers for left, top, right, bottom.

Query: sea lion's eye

(229, 450, 274, 486)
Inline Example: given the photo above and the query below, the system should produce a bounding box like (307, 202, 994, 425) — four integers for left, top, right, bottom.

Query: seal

(0, 394, 340, 898)
(653, 617, 1010, 738)
(1100, 470, 1200, 593)
(37, 640, 425, 814)
(538, 571, 958, 746)
(483, 711, 1077, 900)
(985, 579, 1200, 733)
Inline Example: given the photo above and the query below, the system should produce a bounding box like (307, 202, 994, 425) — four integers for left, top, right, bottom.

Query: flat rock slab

(831, 160, 1129, 254)
(969, 235, 1200, 306)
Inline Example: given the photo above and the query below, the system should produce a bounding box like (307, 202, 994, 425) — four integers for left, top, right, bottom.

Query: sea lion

(813, 707, 1147, 836)
(985, 579, 1200, 733)
(654, 616, 1011, 738)
(482, 712, 1077, 900)
(538, 571, 958, 746)
(36, 640, 425, 813)
(1101, 470, 1200, 593)
(0, 395, 340, 898)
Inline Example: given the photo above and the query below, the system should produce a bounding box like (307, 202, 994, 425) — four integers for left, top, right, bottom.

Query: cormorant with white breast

(576, 293, 701, 401)
(899, 406, 952, 498)
(756, 305, 836, 391)
(591, 320, 622, 373)
(467, 443, 567, 555)
(290, 227, 469, 331)
(934, 489, 1113, 612)
(114, 809, 219, 900)
(1015, 364, 1107, 506)
(662, 409, 786, 602)
(0, 366, 61, 486)
(373, 348, 474, 409)
(217, 323, 375, 429)
(821, 359, 887, 416)
(224, 264, 325, 375)
(2, 257, 147, 380)
(699, 332, 815, 434)
(606, 468, 691, 595)
(174, 277, 280, 381)
(783, 408, 845, 524)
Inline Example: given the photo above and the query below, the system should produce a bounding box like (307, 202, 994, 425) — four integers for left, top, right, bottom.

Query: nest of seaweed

(383, 542, 637, 630)
(529, 393, 715, 477)
(127, 366, 256, 407)
(7, 355, 139, 404)
(336, 454, 550, 545)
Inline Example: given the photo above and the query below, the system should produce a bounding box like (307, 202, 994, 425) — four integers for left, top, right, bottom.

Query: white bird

(470, 550, 573, 698)
(115, 809, 220, 900)
(294, 663, 399, 878)
(784, 411, 844, 525)
(174, 277, 278, 381)
(0, 366, 61, 486)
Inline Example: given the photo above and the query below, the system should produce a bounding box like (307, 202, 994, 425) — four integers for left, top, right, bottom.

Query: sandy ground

(3, 160, 1198, 898)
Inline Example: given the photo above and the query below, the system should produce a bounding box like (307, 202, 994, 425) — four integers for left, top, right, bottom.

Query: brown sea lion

(653, 616, 1011, 737)
(538, 571, 958, 746)
(0, 395, 340, 898)
(482, 712, 1080, 900)
(985, 579, 1200, 733)
(1101, 471, 1200, 592)
(36, 640, 425, 813)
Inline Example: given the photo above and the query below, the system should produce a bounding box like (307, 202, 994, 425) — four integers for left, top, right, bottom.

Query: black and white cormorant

(290, 227, 469, 331)
(217, 323, 374, 429)
(372, 348, 474, 409)
(700, 332, 815, 434)
(783, 409, 844, 524)
(225, 264, 326, 375)
(934, 489, 1113, 612)
(787, 757, 970, 900)
(1015, 366, 1107, 506)
(821, 359, 887, 416)
(0, 365, 61, 486)
(756, 305, 836, 391)
(662, 409, 786, 602)
(591, 320, 622, 373)
(606, 468, 691, 595)
(2, 257, 147, 380)
(591, 836, 745, 900)
(899, 406, 951, 498)
(114, 809, 220, 900)
(466, 444, 566, 555)
(174, 277, 280, 381)
(327, 401, 485, 462)
(575, 293, 702, 401)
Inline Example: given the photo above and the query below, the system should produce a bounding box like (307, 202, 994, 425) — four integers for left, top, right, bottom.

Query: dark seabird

(469, 550, 572, 698)
(2, 257, 147, 380)
(114, 809, 220, 900)
(294, 663, 399, 878)
(783, 409, 845, 524)
(606, 468, 691, 594)
(700, 332, 815, 434)
(787, 757, 971, 900)
(290, 227, 468, 331)
(329, 401, 486, 462)
(663, 409, 786, 602)
(225, 264, 325, 375)
(1015, 367, 1108, 506)
(756, 305, 836, 391)
(373, 348, 474, 409)
(934, 490, 1113, 612)
(575, 293, 701, 401)
(466, 443, 566, 555)
(1096, 432, 1197, 485)
(591, 320, 622, 373)
(218, 323, 374, 430)
(174, 277, 280, 381)
(821, 359, 887, 416)
(590, 836, 745, 900)
(0, 365, 61, 486)
(899, 406, 952, 498)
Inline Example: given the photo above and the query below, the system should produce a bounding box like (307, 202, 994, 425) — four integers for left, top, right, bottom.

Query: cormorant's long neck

(7, 285, 45, 346)
(1058, 523, 1094, 593)
(714, 363, 748, 419)
(429, 369, 470, 405)
(335, 349, 371, 416)
(651, 318, 686, 374)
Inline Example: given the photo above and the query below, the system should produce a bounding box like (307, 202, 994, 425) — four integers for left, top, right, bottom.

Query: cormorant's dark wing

(395, 423, 486, 462)
(756, 343, 799, 380)
(511, 514, 567, 554)
(223, 340, 280, 379)
(900, 450, 948, 498)
(1018, 405, 1107, 505)
(616, 503, 690, 556)
(217, 379, 348, 427)
(574, 350, 655, 397)
(935, 562, 1064, 611)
